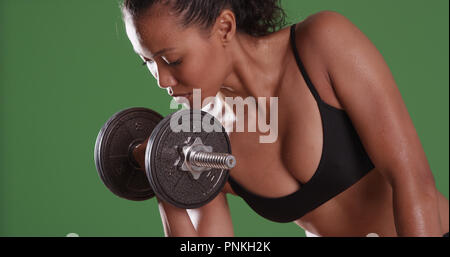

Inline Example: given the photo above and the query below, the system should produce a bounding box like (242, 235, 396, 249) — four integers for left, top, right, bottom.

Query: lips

(172, 93, 193, 104)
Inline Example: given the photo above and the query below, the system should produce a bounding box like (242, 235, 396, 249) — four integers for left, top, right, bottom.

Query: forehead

(124, 4, 196, 58)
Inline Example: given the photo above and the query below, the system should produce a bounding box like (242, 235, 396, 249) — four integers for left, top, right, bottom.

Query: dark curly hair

(122, 0, 287, 37)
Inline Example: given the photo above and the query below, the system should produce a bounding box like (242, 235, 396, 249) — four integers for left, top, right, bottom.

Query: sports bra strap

(290, 24, 323, 103)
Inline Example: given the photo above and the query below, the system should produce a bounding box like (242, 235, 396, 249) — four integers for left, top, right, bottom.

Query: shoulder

(297, 10, 354, 30)
(293, 11, 368, 64)
(294, 10, 359, 43)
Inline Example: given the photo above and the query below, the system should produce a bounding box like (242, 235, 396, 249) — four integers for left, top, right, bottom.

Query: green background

(0, 0, 448, 237)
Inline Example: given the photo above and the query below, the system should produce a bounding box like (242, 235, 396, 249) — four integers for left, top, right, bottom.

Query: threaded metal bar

(190, 152, 236, 170)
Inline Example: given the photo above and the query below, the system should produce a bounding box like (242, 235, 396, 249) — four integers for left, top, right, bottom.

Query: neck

(220, 29, 289, 99)
(203, 28, 290, 135)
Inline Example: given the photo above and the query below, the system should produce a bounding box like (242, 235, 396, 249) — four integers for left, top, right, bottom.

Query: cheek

(179, 44, 228, 95)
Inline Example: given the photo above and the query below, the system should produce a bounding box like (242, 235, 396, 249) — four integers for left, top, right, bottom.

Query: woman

(121, 0, 449, 237)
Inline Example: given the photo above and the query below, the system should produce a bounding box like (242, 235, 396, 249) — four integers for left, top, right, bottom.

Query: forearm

(392, 180, 442, 237)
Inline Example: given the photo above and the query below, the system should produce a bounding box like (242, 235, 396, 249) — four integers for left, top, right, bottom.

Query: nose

(156, 66, 177, 90)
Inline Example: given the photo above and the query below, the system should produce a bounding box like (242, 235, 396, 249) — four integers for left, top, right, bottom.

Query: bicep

(158, 192, 233, 237)
(187, 192, 234, 237)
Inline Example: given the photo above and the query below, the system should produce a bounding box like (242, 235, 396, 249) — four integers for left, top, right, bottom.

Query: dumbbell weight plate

(146, 109, 231, 209)
(94, 108, 163, 201)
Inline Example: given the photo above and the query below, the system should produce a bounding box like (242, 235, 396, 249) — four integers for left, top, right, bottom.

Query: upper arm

(187, 192, 234, 237)
(301, 11, 435, 187)
(157, 191, 233, 237)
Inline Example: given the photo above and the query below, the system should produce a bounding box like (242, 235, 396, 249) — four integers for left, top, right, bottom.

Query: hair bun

(228, 0, 286, 36)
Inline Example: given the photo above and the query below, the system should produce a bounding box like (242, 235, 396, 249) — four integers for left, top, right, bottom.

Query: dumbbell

(94, 107, 236, 209)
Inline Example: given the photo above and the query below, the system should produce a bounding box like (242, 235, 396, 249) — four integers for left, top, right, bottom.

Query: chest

(225, 75, 329, 197)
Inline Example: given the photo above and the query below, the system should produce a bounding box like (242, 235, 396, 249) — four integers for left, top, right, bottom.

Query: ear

(213, 9, 236, 46)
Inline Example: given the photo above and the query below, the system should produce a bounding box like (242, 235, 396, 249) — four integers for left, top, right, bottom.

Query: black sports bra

(228, 24, 375, 223)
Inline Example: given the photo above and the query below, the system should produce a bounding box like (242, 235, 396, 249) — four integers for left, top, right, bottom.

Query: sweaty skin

(124, 4, 449, 237)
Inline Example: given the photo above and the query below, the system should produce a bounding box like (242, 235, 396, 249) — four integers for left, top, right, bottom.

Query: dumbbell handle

(132, 139, 148, 171)
(131, 139, 236, 171)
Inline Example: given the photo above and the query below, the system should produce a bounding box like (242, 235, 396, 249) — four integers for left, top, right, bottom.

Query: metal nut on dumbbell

(180, 137, 236, 180)
(94, 108, 235, 209)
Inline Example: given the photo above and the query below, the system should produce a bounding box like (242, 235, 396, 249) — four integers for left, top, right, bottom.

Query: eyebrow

(141, 48, 175, 60)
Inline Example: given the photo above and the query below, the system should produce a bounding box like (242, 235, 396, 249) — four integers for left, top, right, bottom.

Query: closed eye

(168, 59, 182, 66)
(142, 58, 182, 67)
